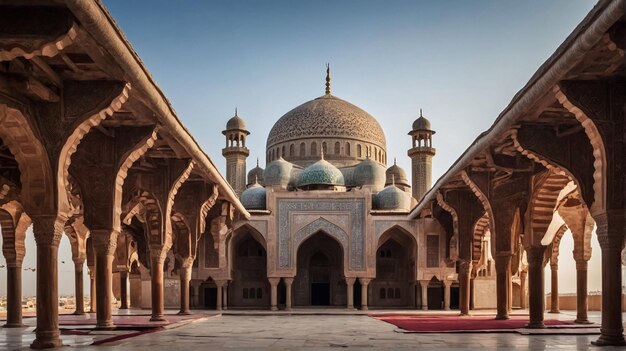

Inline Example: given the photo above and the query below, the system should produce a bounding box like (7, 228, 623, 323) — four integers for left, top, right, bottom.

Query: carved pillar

(4, 261, 24, 328)
(419, 280, 429, 310)
(150, 250, 167, 321)
(92, 230, 117, 329)
(519, 269, 527, 310)
(119, 271, 128, 310)
(73, 260, 86, 315)
(459, 260, 472, 315)
(494, 253, 511, 320)
(178, 265, 192, 315)
(443, 280, 451, 311)
(549, 263, 559, 313)
(526, 246, 546, 328)
(30, 216, 63, 349)
(345, 278, 355, 309)
(268, 278, 280, 311)
(89, 268, 96, 313)
(592, 212, 625, 346)
(215, 280, 226, 311)
(359, 278, 371, 311)
(575, 260, 591, 324)
(284, 277, 294, 311)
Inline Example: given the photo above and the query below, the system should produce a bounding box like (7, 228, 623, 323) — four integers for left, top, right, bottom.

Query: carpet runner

(374, 315, 579, 332)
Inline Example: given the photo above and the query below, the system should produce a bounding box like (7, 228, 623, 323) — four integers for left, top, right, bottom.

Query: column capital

(575, 260, 588, 271)
(459, 259, 473, 274)
(283, 277, 294, 285)
(214, 280, 228, 288)
(358, 277, 371, 285)
(525, 246, 546, 267)
(592, 211, 624, 250)
(32, 214, 64, 247)
(268, 277, 281, 285)
(91, 229, 119, 256)
(345, 277, 356, 285)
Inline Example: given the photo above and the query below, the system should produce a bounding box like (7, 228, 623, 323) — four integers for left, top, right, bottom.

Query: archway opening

(229, 230, 268, 308)
(295, 231, 345, 307)
(372, 227, 416, 308)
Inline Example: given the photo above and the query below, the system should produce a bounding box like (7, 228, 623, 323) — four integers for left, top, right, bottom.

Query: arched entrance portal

(229, 230, 269, 308)
(372, 227, 417, 308)
(295, 232, 345, 307)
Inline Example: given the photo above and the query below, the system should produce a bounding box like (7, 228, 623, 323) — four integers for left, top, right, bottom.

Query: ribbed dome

(240, 182, 266, 210)
(353, 157, 386, 189)
(385, 161, 409, 187)
(412, 111, 432, 131)
(267, 94, 386, 153)
(373, 184, 411, 211)
(263, 157, 293, 187)
(226, 114, 247, 131)
(297, 156, 345, 189)
(247, 160, 264, 186)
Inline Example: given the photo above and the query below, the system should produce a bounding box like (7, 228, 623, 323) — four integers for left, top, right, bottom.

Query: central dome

(266, 94, 387, 168)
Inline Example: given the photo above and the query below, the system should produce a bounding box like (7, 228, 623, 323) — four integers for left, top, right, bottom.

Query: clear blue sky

(1, 1, 607, 297)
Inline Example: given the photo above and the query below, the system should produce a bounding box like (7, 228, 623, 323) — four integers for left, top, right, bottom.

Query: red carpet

(374, 315, 577, 332)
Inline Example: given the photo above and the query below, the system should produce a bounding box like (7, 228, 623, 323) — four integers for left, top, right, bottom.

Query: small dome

(374, 184, 411, 211)
(385, 160, 409, 187)
(263, 157, 293, 187)
(240, 182, 266, 210)
(297, 157, 345, 189)
(247, 160, 264, 186)
(225, 109, 248, 131)
(353, 157, 386, 189)
(412, 109, 432, 131)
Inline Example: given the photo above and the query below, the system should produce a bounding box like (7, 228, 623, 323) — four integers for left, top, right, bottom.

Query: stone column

(92, 230, 117, 329)
(548, 263, 559, 313)
(268, 278, 280, 311)
(519, 270, 527, 310)
(119, 271, 128, 310)
(30, 216, 63, 349)
(223, 283, 228, 310)
(494, 253, 511, 320)
(4, 261, 24, 327)
(345, 278, 355, 309)
(469, 278, 475, 311)
(459, 261, 471, 315)
(149, 250, 167, 322)
(73, 260, 86, 315)
(178, 265, 192, 315)
(443, 280, 451, 311)
(526, 246, 546, 328)
(574, 260, 590, 324)
(215, 280, 225, 311)
(419, 280, 429, 310)
(284, 277, 294, 311)
(89, 268, 96, 313)
(359, 278, 370, 311)
(592, 213, 625, 346)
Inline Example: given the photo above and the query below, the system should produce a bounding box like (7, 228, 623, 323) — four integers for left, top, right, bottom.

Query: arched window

(300, 142, 306, 157)
(289, 144, 295, 157)
(334, 142, 340, 155)
(380, 288, 386, 299)
(311, 142, 317, 156)
(322, 142, 327, 155)
(346, 142, 351, 156)
(357, 144, 362, 157)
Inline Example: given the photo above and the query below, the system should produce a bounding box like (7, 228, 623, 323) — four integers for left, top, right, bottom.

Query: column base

(30, 331, 63, 349)
(149, 316, 167, 322)
(361, 306, 368, 311)
(548, 310, 560, 314)
(574, 319, 593, 325)
(592, 335, 626, 346)
(421, 307, 428, 311)
(525, 322, 545, 329)
(177, 311, 191, 315)
(270, 306, 278, 311)
(95, 322, 115, 330)
(3, 323, 26, 328)
(495, 314, 509, 320)
(72, 311, 87, 316)
(459, 313, 470, 317)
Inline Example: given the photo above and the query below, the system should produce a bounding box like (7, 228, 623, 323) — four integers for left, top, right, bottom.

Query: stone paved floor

(1, 310, 624, 350)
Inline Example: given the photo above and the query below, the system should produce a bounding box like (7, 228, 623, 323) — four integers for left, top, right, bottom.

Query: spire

(235, 107, 238, 117)
(394, 157, 397, 166)
(325, 63, 331, 95)
(256, 158, 259, 167)
(419, 108, 423, 117)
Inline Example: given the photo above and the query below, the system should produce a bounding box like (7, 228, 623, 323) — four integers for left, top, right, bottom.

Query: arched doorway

(229, 230, 269, 308)
(295, 232, 345, 307)
(372, 227, 417, 308)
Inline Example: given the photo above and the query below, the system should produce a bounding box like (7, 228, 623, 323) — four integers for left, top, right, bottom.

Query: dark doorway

(427, 286, 443, 310)
(204, 287, 217, 309)
(311, 283, 330, 305)
(450, 286, 460, 310)
(354, 280, 362, 308)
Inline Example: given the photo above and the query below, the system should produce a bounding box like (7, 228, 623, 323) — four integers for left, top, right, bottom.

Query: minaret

(408, 109, 436, 201)
(222, 109, 250, 196)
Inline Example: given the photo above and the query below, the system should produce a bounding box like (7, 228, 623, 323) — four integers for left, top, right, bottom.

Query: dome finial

(256, 157, 259, 167)
(394, 157, 397, 166)
(419, 108, 423, 117)
(235, 107, 238, 116)
(325, 63, 331, 95)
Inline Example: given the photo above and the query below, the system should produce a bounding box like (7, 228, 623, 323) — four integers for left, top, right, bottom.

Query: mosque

(176, 67, 496, 311)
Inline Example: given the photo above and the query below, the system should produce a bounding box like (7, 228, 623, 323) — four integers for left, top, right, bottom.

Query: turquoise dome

(373, 184, 411, 211)
(263, 157, 293, 187)
(297, 157, 345, 188)
(240, 182, 267, 210)
(353, 157, 386, 188)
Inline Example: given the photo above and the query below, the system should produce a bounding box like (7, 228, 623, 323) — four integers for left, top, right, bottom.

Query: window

(289, 144, 295, 157)
(346, 142, 351, 156)
(334, 142, 340, 155)
(281, 146, 285, 158)
(357, 144, 362, 157)
(427, 235, 439, 267)
(256, 288, 262, 299)
(380, 288, 386, 299)
(300, 142, 306, 157)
